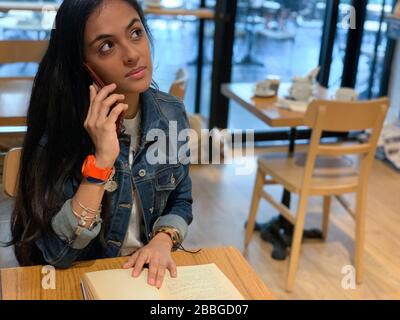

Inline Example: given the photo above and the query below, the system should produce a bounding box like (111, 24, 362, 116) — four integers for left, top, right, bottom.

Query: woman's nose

(122, 45, 140, 65)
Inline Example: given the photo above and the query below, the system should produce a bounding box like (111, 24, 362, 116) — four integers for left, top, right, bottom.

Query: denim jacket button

(171, 175, 176, 185)
(138, 169, 147, 177)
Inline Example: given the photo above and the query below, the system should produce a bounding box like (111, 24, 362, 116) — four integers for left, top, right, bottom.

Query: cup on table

(289, 82, 313, 102)
(254, 76, 281, 97)
(265, 75, 281, 95)
(254, 81, 274, 97)
(334, 87, 359, 101)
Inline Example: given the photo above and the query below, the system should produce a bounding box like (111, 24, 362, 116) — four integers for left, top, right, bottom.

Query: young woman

(9, 0, 193, 289)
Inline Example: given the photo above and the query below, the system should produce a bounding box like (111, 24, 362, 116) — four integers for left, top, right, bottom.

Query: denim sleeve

(51, 199, 101, 249)
(152, 164, 193, 241)
(35, 199, 101, 268)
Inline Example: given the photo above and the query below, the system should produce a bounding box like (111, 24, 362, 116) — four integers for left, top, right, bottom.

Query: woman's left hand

(123, 233, 177, 288)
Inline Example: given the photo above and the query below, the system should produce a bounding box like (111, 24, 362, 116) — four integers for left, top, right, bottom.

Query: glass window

(355, 0, 393, 100)
(228, 0, 327, 131)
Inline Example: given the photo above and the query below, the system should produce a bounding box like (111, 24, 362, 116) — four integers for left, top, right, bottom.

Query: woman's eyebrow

(90, 17, 141, 46)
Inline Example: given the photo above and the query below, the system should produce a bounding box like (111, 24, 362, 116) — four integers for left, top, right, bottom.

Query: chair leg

(355, 189, 367, 285)
(322, 196, 331, 240)
(286, 193, 309, 292)
(244, 167, 265, 248)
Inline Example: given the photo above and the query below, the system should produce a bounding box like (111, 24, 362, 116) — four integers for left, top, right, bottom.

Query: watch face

(104, 180, 118, 192)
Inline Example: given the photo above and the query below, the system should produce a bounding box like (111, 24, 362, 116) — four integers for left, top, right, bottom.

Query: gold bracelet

(77, 201, 102, 214)
(72, 207, 101, 229)
(153, 227, 181, 251)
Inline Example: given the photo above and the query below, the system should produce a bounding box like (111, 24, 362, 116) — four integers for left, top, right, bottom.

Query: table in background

(0, 2, 213, 17)
(221, 82, 330, 259)
(0, 2, 214, 115)
(0, 246, 275, 300)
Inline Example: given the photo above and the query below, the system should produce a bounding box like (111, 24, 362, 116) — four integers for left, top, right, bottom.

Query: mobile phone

(84, 63, 124, 136)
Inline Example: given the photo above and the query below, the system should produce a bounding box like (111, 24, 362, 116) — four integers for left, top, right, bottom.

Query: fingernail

(149, 278, 154, 285)
(156, 281, 161, 288)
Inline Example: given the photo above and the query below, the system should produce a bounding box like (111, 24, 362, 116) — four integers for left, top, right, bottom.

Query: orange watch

(81, 155, 113, 182)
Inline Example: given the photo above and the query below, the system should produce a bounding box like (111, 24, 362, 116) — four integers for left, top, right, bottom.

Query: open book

(81, 263, 244, 300)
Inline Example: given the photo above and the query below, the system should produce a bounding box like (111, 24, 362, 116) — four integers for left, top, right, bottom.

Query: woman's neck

(124, 92, 140, 119)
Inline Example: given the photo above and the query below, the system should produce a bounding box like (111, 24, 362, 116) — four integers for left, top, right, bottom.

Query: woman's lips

(125, 67, 146, 80)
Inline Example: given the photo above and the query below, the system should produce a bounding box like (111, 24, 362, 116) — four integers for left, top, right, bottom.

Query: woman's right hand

(84, 83, 128, 168)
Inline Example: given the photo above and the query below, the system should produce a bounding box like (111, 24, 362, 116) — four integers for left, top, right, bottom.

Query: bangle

(71, 200, 102, 229)
(153, 227, 182, 251)
(72, 207, 102, 230)
(77, 201, 101, 214)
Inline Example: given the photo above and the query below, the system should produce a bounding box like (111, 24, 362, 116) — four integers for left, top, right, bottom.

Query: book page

(83, 268, 165, 300)
(83, 264, 244, 300)
(162, 263, 244, 300)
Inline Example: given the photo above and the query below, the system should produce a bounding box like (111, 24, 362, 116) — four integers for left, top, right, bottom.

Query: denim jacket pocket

(154, 164, 185, 213)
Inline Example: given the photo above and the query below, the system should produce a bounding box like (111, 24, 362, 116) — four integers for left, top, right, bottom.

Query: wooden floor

(1, 146, 400, 299)
(184, 147, 400, 299)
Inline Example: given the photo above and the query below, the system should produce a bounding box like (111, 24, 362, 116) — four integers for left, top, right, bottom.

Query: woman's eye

(99, 42, 113, 55)
(130, 28, 143, 40)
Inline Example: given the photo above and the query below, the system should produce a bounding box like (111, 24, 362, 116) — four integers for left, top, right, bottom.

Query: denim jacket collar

(138, 88, 170, 145)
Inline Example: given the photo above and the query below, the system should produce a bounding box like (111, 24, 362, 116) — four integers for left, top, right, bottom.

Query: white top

(120, 110, 144, 256)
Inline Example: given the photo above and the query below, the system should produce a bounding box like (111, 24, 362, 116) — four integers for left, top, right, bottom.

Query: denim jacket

(35, 88, 193, 268)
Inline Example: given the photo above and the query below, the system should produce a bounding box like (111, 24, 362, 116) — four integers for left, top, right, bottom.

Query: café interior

(0, 0, 399, 300)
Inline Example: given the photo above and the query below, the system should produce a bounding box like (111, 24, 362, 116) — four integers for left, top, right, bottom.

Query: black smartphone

(84, 63, 124, 136)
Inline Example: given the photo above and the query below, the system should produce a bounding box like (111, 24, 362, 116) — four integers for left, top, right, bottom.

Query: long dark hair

(6, 0, 153, 266)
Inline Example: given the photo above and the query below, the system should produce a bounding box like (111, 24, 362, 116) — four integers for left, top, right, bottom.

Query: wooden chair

(0, 40, 48, 65)
(244, 98, 389, 291)
(168, 68, 205, 161)
(168, 68, 188, 101)
(2, 147, 22, 197)
(0, 40, 48, 165)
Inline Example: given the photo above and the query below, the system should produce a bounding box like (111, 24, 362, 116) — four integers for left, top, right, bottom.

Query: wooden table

(0, 2, 214, 19)
(0, 2, 56, 12)
(0, 246, 274, 300)
(221, 82, 329, 128)
(0, 78, 32, 126)
(144, 7, 214, 19)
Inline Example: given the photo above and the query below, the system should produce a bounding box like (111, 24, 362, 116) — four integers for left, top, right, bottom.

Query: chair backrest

(0, 40, 48, 127)
(0, 40, 48, 64)
(169, 68, 189, 101)
(2, 147, 22, 198)
(301, 98, 389, 190)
